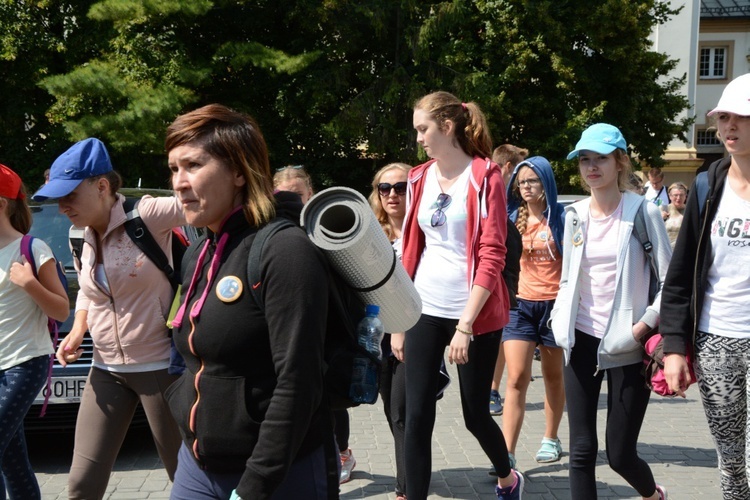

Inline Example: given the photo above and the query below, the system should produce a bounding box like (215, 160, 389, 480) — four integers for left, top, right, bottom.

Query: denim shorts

(502, 298, 558, 347)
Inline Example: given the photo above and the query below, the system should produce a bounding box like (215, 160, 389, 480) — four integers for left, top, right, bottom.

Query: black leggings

(380, 353, 406, 495)
(565, 330, 657, 499)
(404, 314, 508, 499)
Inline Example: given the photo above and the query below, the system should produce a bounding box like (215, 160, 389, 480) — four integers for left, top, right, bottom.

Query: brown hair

(492, 144, 529, 167)
(3, 185, 31, 234)
(88, 170, 123, 196)
(414, 91, 493, 159)
(165, 104, 275, 227)
(368, 163, 412, 241)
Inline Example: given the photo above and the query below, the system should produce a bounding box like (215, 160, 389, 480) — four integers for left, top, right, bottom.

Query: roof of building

(701, 0, 750, 18)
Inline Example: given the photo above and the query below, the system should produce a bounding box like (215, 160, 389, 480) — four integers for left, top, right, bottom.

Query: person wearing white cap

(551, 123, 672, 499)
(662, 72, 750, 498)
(33, 138, 186, 499)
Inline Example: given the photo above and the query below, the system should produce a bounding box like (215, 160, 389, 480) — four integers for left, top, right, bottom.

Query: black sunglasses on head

(378, 182, 407, 197)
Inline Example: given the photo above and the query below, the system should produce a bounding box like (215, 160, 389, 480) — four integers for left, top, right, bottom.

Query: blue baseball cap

(32, 138, 113, 201)
(566, 123, 627, 160)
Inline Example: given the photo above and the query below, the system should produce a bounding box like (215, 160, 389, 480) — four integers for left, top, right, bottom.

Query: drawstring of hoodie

(171, 232, 230, 328)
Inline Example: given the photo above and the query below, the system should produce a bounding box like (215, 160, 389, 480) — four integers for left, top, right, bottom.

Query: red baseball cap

(0, 163, 25, 200)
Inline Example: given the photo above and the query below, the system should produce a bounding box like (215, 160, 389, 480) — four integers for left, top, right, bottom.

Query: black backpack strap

(122, 198, 179, 291)
(246, 218, 297, 309)
(632, 199, 658, 302)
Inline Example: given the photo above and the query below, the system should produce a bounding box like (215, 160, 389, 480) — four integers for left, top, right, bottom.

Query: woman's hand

(9, 257, 35, 288)
(390, 332, 405, 362)
(663, 353, 692, 398)
(448, 328, 472, 365)
(56, 311, 88, 367)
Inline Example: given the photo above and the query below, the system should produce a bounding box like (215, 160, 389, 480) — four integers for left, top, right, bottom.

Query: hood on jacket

(506, 156, 565, 256)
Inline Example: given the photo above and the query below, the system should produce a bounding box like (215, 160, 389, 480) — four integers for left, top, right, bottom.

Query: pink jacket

(401, 157, 510, 334)
(75, 194, 186, 365)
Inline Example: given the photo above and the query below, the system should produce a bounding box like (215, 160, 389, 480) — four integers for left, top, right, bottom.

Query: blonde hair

(273, 166, 313, 192)
(668, 181, 688, 196)
(368, 162, 412, 241)
(512, 165, 546, 235)
(165, 104, 275, 227)
(414, 91, 493, 159)
(578, 149, 634, 193)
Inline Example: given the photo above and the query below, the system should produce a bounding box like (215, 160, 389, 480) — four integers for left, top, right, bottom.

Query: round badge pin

(572, 229, 583, 247)
(216, 276, 243, 303)
(539, 231, 548, 242)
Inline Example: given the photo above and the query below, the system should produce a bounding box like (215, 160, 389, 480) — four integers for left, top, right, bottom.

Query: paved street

(33, 358, 721, 499)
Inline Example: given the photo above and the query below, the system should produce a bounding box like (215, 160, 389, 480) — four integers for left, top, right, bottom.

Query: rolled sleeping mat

(300, 186, 422, 333)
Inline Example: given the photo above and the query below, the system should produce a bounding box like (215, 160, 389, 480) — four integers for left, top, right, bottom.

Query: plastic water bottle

(349, 304, 384, 404)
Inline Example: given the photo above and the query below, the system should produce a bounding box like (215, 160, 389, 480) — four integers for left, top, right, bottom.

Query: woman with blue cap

(549, 123, 671, 499)
(32, 138, 185, 499)
(662, 72, 750, 498)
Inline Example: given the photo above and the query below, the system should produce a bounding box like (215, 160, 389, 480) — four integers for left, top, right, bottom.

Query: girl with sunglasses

(398, 91, 520, 499)
(550, 123, 671, 500)
(368, 162, 411, 499)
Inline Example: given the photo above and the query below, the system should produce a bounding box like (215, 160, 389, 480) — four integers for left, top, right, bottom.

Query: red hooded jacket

(401, 156, 510, 334)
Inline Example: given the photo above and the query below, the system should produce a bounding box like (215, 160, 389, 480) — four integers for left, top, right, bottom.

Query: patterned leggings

(695, 332, 750, 500)
(0, 355, 48, 500)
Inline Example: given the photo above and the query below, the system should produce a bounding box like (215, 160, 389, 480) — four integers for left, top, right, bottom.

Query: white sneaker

(339, 448, 356, 484)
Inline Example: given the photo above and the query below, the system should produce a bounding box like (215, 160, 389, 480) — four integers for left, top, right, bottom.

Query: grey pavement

(34, 358, 721, 499)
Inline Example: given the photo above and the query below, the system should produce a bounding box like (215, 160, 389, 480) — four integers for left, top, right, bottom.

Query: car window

(29, 204, 75, 269)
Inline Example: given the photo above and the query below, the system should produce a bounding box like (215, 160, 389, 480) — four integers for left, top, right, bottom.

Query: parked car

(558, 194, 587, 207)
(23, 189, 199, 432)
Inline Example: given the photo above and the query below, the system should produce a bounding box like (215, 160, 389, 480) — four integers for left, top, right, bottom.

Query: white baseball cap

(707, 73, 750, 117)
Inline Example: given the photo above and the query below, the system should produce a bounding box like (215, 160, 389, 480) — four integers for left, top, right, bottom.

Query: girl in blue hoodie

(502, 157, 566, 468)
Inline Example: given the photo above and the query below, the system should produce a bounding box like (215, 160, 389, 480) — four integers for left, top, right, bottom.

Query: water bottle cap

(365, 304, 380, 316)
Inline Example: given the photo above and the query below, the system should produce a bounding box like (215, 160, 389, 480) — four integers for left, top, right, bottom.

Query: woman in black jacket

(663, 73, 750, 499)
(164, 104, 333, 500)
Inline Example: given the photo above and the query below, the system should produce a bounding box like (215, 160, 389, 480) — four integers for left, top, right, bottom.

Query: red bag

(642, 333, 695, 397)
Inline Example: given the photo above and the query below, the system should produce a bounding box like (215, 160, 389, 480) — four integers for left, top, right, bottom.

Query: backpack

(246, 218, 379, 411)
(632, 200, 696, 396)
(503, 219, 522, 309)
(69, 197, 189, 374)
(19, 234, 69, 417)
(69, 198, 187, 291)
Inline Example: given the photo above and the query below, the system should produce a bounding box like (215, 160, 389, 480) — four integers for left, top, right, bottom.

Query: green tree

(30, 0, 690, 192)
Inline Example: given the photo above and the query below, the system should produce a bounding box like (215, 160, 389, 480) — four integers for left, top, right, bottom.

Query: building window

(700, 47, 727, 79)
(696, 129, 722, 147)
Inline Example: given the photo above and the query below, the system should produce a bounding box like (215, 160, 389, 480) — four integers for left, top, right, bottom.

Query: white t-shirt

(644, 183, 669, 209)
(699, 182, 750, 338)
(575, 200, 623, 338)
(0, 236, 55, 369)
(414, 163, 471, 319)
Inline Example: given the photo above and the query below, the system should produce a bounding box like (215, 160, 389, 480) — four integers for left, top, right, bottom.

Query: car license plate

(35, 376, 87, 404)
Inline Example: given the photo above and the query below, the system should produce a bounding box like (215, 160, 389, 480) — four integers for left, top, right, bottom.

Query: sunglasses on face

(378, 182, 407, 197)
(431, 193, 452, 227)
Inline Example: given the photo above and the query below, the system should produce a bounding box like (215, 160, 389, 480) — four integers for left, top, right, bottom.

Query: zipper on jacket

(88, 242, 126, 364)
(692, 196, 712, 347)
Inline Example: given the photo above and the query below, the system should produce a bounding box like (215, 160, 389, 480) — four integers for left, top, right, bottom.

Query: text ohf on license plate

(35, 376, 87, 404)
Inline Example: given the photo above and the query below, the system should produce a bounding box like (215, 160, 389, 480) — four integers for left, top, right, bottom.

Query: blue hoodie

(506, 156, 565, 257)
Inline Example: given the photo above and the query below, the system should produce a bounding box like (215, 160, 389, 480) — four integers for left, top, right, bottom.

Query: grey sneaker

(489, 390, 503, 415)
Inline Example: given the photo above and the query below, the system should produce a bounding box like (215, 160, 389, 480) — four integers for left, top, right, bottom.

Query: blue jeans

(170, 443, 332, 499)
(0, 355, 48, 500)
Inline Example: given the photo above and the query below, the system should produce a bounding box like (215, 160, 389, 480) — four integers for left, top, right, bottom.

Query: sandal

(535, 437, 562, 463)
